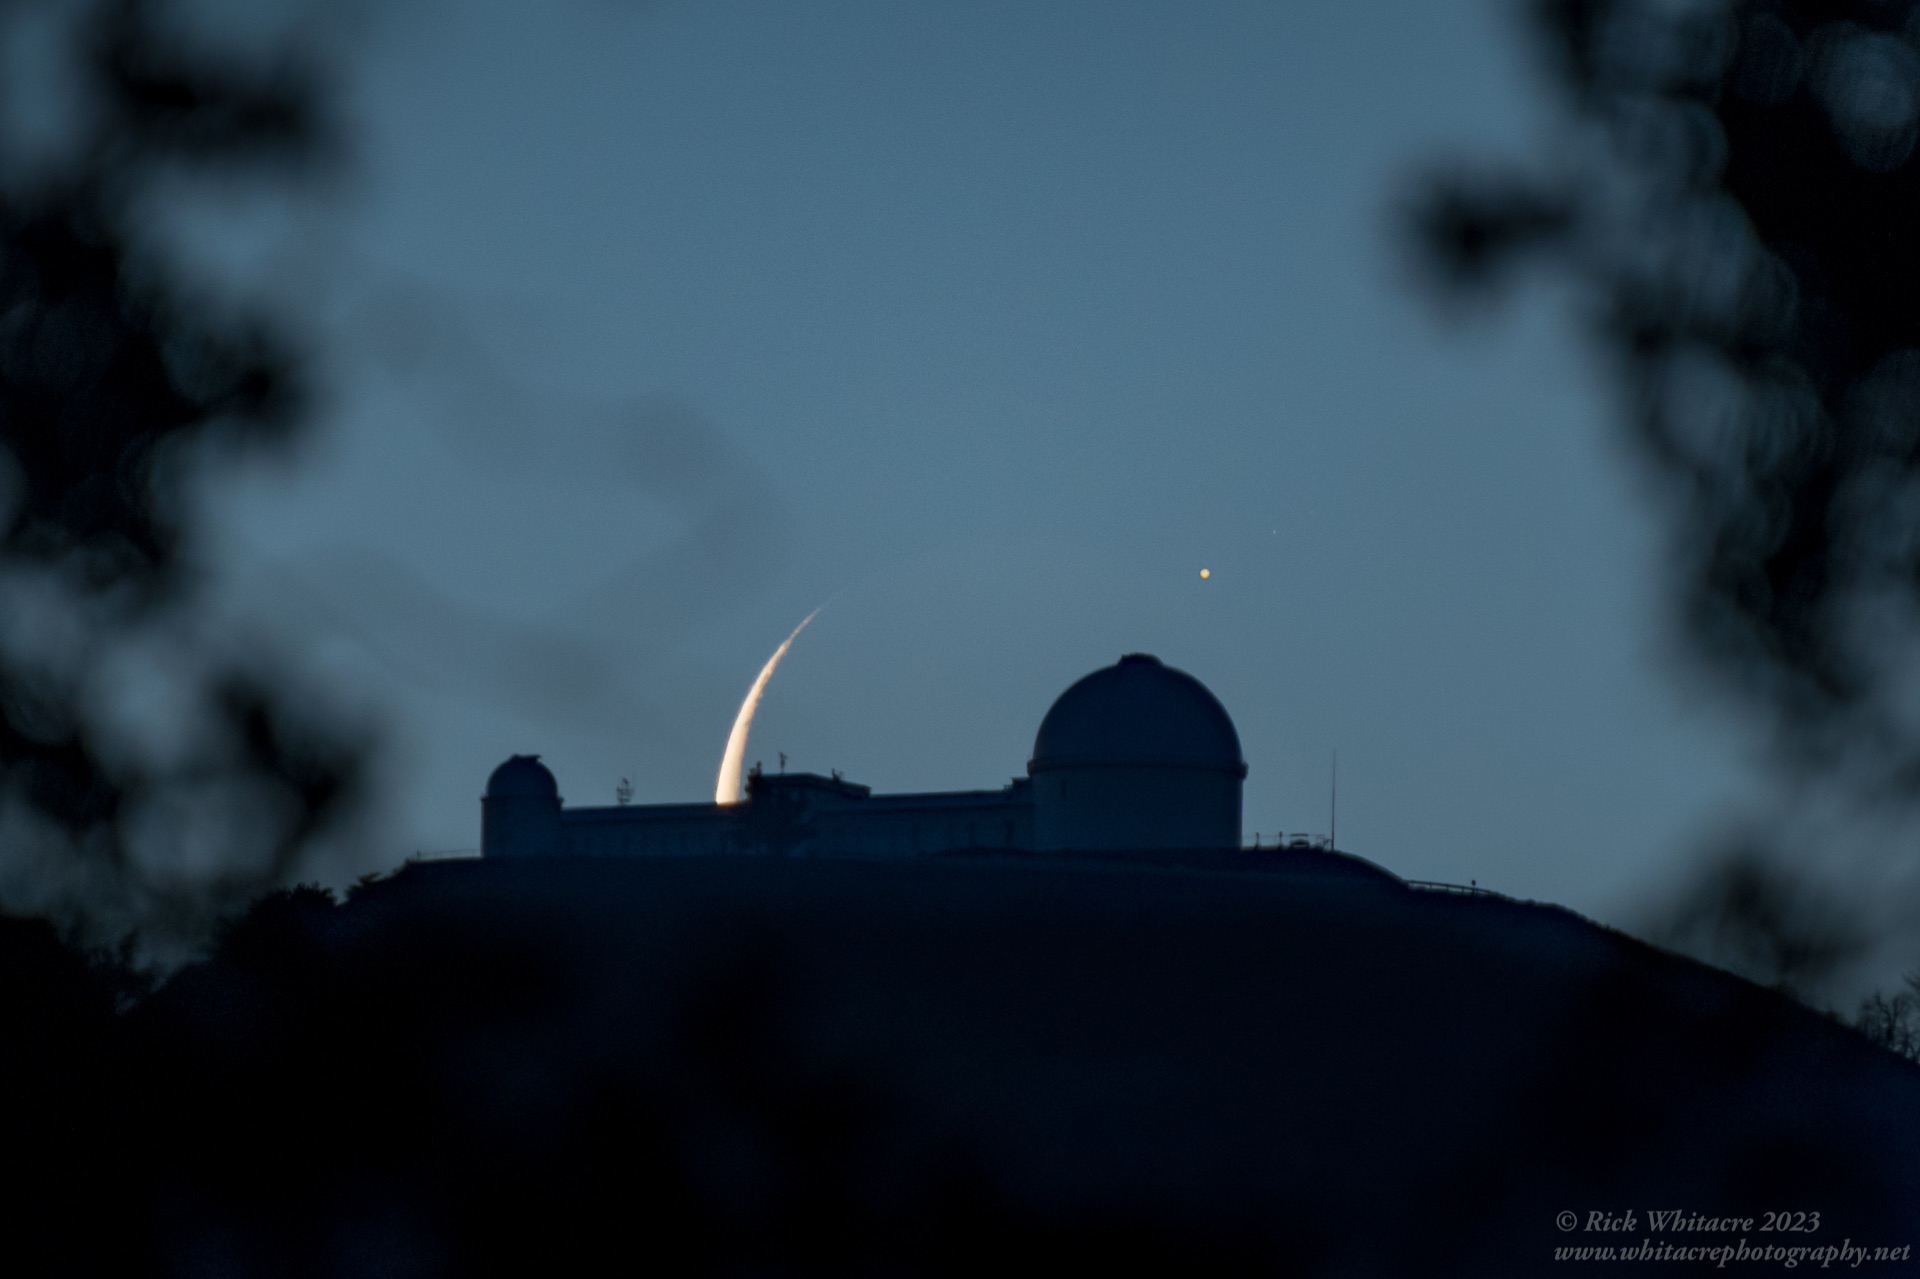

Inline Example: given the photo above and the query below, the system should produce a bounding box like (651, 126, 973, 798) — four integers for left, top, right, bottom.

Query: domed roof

(1030, 654, 1246, 776)
(486, 754, 558, 799)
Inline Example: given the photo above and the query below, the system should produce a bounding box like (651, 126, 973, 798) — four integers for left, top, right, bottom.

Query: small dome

(1030, 654, 1245, 777)
(486, 754, 558, 799)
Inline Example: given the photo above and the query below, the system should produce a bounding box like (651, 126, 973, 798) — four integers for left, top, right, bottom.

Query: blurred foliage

(1411, 0, 1920, 791)
(0, 0, 368, 953)
(1650, 835, 1867, 996)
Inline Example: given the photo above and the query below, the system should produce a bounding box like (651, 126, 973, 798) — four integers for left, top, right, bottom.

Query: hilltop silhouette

(3, 851, 1912, 1276)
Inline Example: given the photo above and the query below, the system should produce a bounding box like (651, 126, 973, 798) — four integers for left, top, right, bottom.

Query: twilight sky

(187, 0, 1768, 923)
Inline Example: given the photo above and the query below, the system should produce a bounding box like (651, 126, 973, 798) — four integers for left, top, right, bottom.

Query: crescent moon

(715, 609, 820, 804)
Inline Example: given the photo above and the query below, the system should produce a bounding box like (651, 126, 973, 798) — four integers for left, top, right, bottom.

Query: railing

(1403, 879, 1507, 900)
(406, 848, 479, 863)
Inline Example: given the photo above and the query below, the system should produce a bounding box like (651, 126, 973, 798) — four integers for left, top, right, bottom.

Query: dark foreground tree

(1411, 0, 1920, 793)
(1405, 0, 1920, 1004)
(0, 0, 370, 953)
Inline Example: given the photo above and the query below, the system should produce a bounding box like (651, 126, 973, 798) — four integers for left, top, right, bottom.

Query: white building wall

(482, 795, 563, 857)
(544, 789, 1036, 860)
(1031, 765, 1240, 852)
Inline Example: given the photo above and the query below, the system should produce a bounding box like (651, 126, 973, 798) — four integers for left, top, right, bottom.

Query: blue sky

(192, 0, 1765, 922)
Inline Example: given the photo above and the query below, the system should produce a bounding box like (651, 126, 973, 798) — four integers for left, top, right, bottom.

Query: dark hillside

(25, 851, 1906, 1276)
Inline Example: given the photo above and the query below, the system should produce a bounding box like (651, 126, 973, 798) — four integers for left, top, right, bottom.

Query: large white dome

(1028, 655, 1245, 852)
(1030, 653, 1245, 775)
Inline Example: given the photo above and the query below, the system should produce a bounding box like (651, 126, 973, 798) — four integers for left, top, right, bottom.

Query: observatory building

(482, 654, 1250, 860)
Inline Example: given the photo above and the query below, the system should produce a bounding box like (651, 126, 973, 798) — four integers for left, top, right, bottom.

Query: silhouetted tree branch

(1410, 0, 1920, 794)
(1854, 973, 1920, 1061)
(0, 0, 368, 953)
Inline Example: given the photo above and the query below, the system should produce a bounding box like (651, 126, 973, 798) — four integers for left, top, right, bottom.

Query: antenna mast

(1330, 749, 1337, 851)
